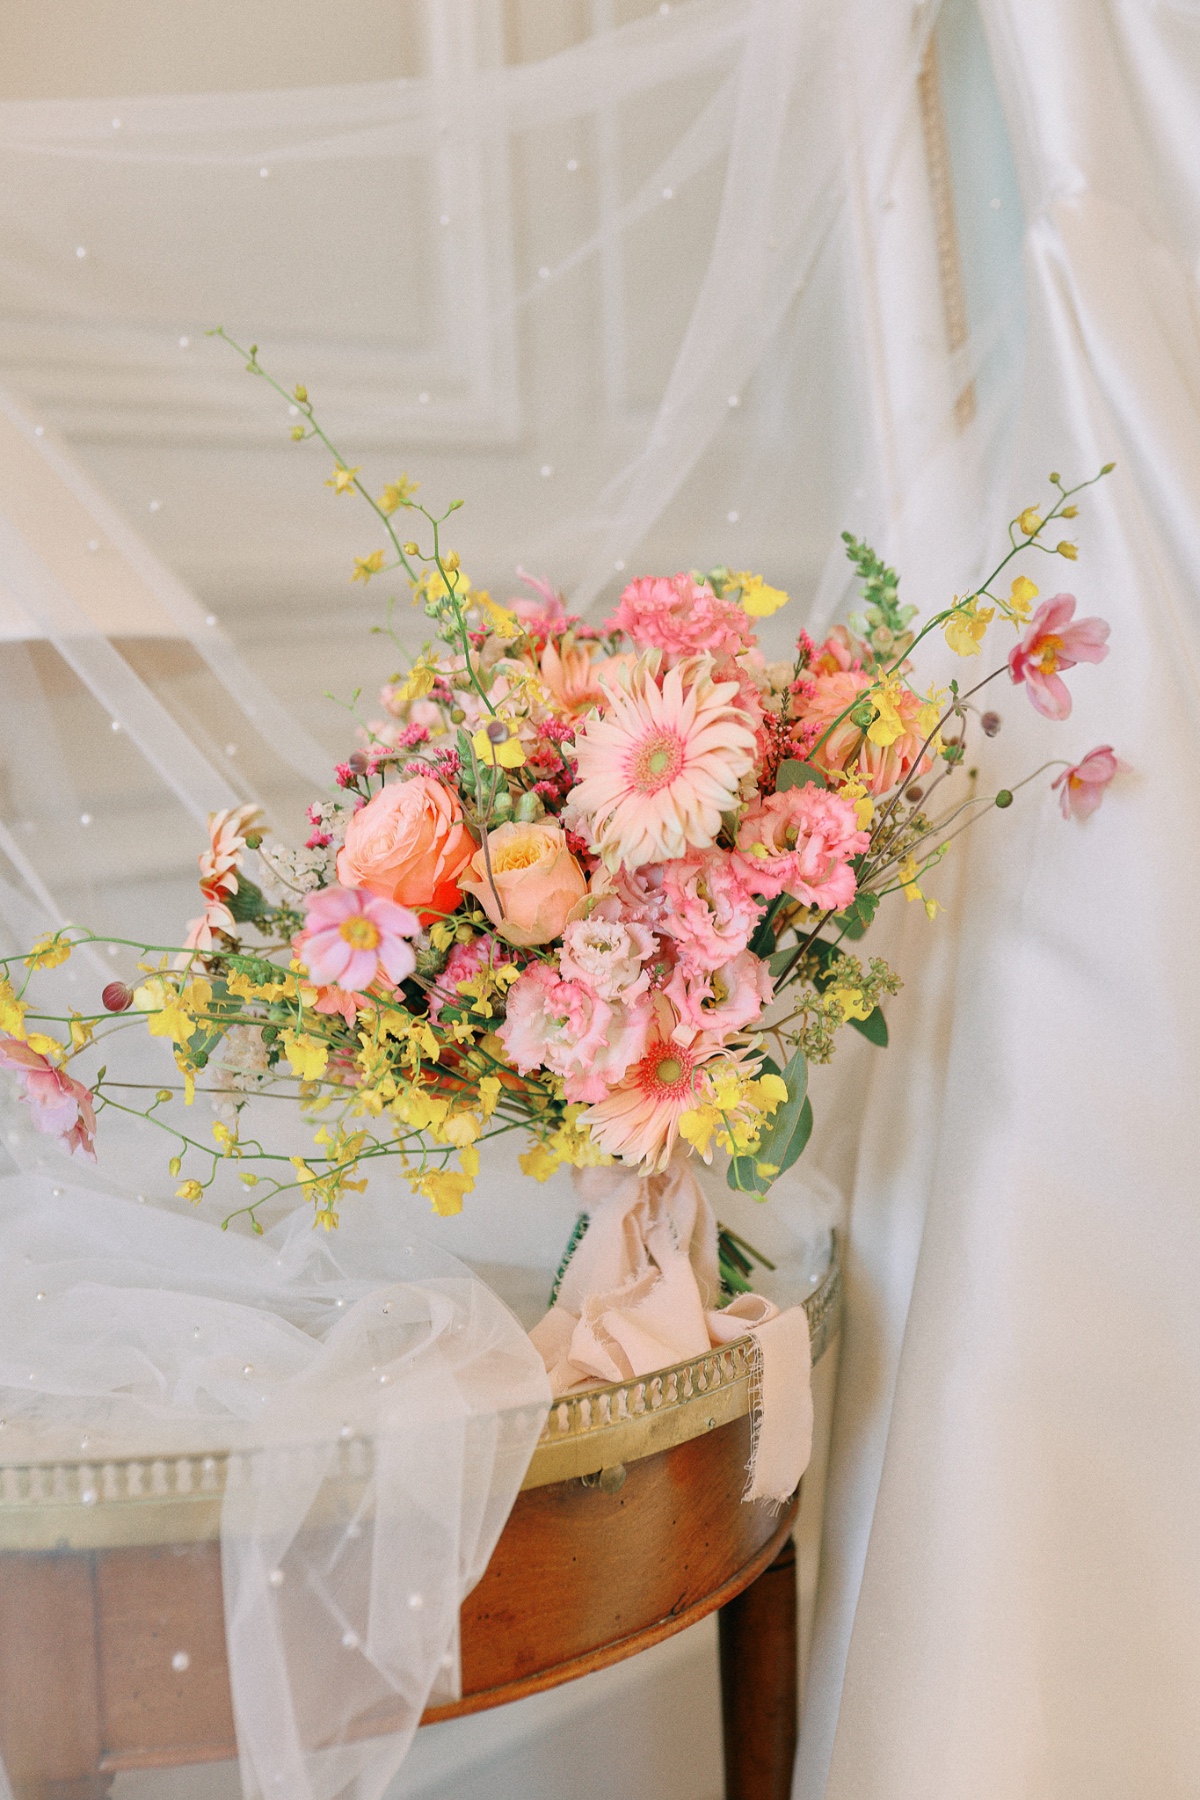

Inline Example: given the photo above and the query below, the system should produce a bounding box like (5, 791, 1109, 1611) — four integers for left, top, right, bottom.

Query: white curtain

(1, 0, 1196, 1794)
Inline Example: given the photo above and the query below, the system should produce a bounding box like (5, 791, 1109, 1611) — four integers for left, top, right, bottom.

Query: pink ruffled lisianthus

(427, 935, 513, 1023)
(558, 901, 655, 1002)
(656, 850, 762, 971)
(1051, 744, 1125, 819)
(569, 658, 759, 869)
(663, 949, 773, 1048)
(498, 964, 651, 1104)
(1008, 594, 1110, 720)
(296, 886, 420, 993)
(0, 1036, 96, 1159)
(607, 574, 756, 663)
(733, 786, 868, 909)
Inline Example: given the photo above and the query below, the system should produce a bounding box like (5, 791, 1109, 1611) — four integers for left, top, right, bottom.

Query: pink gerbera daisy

(568, 658, 758, 869)
(297, 886, 420, 993)
(579, 1035, 709, 1171)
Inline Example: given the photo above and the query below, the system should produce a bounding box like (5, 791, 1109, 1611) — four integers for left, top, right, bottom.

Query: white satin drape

(798, 3, 1200, 1795)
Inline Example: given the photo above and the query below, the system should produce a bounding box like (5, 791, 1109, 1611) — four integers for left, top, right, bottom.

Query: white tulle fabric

(0, 1174, 549, 1800)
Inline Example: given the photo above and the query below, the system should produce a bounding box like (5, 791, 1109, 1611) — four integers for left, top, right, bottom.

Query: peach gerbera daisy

(568, 657, 757, 869)
(580, 1035, 760, 1172)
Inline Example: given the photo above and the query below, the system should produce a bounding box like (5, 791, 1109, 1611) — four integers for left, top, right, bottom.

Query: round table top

(0, 1235, 841, 1553)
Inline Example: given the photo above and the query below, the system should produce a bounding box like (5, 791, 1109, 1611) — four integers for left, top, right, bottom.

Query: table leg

(718, 1535, 798, 1800)
(0, 1553, 113, 1800)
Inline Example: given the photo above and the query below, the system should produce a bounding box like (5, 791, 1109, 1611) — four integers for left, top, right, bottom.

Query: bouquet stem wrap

(530, 1156, 813, 1503)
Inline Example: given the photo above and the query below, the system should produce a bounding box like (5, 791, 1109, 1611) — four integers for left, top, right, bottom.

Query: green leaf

(848, 1006, 888, 1047)
(775, 759, 827, 792)
(226, 878, 267, 923)
(748, 895, 787, 958)
(774, 1095, 814, 1174)
(726, 1048, 809, 1195)
(834, 891, 879, 940)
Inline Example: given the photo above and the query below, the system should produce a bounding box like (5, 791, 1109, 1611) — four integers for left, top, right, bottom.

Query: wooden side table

(0, 1246, 840, 1800)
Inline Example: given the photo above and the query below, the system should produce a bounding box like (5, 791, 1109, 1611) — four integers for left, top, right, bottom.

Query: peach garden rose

(336, 774, 476, 920)
(459, 820, 587, 946)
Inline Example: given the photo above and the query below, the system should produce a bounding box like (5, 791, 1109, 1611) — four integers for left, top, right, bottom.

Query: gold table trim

(0, 1236, 841, 1550)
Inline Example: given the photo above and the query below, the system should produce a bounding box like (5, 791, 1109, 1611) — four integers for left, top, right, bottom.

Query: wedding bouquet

(0, 337, 1119, 1230)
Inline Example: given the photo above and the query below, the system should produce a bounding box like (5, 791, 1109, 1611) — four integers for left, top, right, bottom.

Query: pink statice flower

(0, 1036, 96, 1159)
(1008, 594, 1110, 720)
(656, 851, 762, 971)
(498, 964, 651, 1104)
(607, 575, 756, 663)
(1051, 745, 1125, 820)
(664, 949, 773, 1048)
(733, 786, 868, 909)
(427, 935, 512, 1023)
(558, 900, 655, 1002)
(296, 886, 419, 993)
(568, 657, 758, 868)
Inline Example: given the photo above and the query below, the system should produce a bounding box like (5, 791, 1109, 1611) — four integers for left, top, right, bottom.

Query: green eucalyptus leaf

(848, 1006, 888, 1047)
(775, 760, 827, 792)
(726, 1048, 809, 1195)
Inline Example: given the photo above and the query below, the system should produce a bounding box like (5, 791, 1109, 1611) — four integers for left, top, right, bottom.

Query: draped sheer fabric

(0, 0, 1194, 1795)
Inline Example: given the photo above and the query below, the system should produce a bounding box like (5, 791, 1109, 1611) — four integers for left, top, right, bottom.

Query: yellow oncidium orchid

(736, 573, 791, 618)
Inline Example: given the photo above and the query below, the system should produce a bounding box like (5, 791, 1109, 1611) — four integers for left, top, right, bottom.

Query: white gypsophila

(213, 1025, 271, 1092)
(256, 841, 334, 901)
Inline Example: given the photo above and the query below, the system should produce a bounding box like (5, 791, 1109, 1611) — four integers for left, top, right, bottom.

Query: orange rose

(459, 821, 587, 946)
(336, 776, 475, 920)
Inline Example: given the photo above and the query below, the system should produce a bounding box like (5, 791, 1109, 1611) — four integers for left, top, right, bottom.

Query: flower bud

(244, 830, 263, 849)
(1017, 507, 1042, 536)
(995, 790, 1013, 808)
(450, 707, 466, 724)
(1049, 471, 1060, 484)
(443, 551, 460, 572)
(290, 425, 305, 441)
(1056, 540, 1078, 560)
(403, 541, 420, 556)
(101, 980, 133, 1012)
(980, 710, 1002, 737)
(168, 1155, 182, 1176)
(905, 785, 923, 805)
(156, 1089, 174, 1104)
(1062, 505, 1078, 518)
(485, 718, 510, 744)
(514, 790, 546, 823)
(347, 750, 370, 775)
(293, 384, 308, 403)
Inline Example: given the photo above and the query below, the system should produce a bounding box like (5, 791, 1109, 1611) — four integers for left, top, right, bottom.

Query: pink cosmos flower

(296, 886, 419, 993)
(1051, 744, 1125, 820)
(1008, 594, 1110, 720)
(498, 965, 651, 1104)
(569, 658, 758, 869)
(733, 786, 868, 909)
(558, 900, 655, 1001)
(184, 802, 263, 952)
(656, 851, 762, 971)
(664, 949, 773, 1048)
(607, 575, 756, 663)
(0, 1036, 96, 1159)
(427, 935, 513, 1023)
(508, 568, 568, 630)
